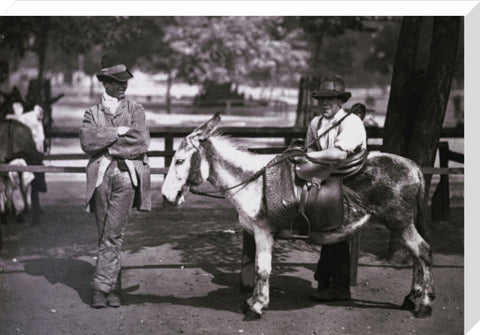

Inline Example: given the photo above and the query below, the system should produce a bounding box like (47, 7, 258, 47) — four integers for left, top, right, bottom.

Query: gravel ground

(0, 177, 464, 335)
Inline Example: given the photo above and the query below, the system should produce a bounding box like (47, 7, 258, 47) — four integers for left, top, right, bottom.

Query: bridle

(188, 111, 353, 199)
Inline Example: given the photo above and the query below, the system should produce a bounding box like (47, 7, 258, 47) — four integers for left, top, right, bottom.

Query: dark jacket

(79, 98, 151, 212)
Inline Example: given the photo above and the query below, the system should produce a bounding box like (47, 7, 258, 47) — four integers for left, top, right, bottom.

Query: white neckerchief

(102, 93, 120, 115)
(317, 108, 347, 150)
(96, 93, 138, 188)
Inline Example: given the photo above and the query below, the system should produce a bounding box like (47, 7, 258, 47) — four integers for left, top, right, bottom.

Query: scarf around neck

(102, 93, 120, 115)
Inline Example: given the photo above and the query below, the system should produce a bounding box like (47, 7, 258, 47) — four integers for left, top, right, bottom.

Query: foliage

(158, 17, 310, 87)
(363, 21, 401, 75)
(0, 17, 106, 66)
(0, 16, 431, 91)
(299, 16, 402, 87)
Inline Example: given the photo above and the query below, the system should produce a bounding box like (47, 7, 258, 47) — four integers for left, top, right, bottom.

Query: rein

(190, 111, 353, 198)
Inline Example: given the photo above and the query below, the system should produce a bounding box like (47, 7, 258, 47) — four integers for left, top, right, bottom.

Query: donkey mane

(206, 135, 271, 173)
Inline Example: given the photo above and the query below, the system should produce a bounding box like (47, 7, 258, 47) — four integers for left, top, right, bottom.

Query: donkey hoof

(414, 305, 432, 318)
(401, 297, 416, 310)
(241, 301, 251, 314)
(243, 309, 262, 321)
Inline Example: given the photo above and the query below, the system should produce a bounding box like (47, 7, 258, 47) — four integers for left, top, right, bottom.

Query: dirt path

(0, 179, 463, 335)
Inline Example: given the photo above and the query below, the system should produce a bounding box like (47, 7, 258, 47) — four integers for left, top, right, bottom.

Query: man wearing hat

(306, 75, 367, 301)
(80, 53, 151, 308)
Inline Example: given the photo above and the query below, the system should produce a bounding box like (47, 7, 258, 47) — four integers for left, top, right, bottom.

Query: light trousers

(91, 163, 135, 293)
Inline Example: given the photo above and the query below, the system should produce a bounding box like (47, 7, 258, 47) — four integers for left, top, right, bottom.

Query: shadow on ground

(114, 267, 407, 314)
(23, 257, 94, 304)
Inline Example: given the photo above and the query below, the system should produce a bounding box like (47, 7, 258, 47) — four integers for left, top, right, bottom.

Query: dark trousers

(90, 164, 135, 293)
(314, 241, 350, 289)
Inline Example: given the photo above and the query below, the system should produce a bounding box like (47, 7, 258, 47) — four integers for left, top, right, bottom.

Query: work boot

(90, 290, 107, 308)
(106, 291, 121, 308)
(315, 281, 329, 293)
(310, 283, 351, 302)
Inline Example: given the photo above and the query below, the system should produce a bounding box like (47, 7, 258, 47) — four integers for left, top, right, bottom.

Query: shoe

(90, 290, 107, 308)
(316, 282, 329, 293)
(310, 283, 351, 301)
(106, 291, 121, 308)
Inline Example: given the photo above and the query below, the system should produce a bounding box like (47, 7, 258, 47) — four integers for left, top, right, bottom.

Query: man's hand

(291, 156, 309, 164)
(117, 126, 130, 136)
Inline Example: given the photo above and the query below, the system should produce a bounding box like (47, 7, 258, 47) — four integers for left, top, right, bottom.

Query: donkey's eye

(175, 159, 185, 165)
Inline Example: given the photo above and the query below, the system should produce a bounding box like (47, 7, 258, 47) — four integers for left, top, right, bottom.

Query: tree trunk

(166, 72, 172, 114)
(406, 17, 460, 191)
(382, 16, 460, 262)
(90, 75, 95, 99)
(382, 17, 423, 155)
(36, 19, 49, 85)
(295, 76, 321, 127)
(383, 16, 460, 185)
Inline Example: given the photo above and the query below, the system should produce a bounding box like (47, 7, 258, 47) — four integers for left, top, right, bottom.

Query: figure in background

(350, 102, 379, 128)
(0, 88, 46, 225)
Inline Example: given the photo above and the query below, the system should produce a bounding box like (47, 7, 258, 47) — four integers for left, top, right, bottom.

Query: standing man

(306, 75, 366, 301)
(80, 53, 151, 308)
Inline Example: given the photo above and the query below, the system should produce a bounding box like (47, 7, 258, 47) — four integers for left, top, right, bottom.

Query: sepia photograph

(0, 3, 470, 335)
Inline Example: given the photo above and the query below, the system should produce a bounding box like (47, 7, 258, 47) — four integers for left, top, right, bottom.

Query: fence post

(295, 76, 321, 127)
(431, 142, 451, 222)
(164, 133, 174, 167)
(225, 100, 231, 115)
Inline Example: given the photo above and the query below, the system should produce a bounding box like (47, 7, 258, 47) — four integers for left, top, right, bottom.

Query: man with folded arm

(80, 53, 151, 308)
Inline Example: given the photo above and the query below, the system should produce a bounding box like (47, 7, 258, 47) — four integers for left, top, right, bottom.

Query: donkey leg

(244, 228, 274, 319)
(240, 230, 256, 291)
(402, 259, 422, 311)
(400, 224, 435, 318)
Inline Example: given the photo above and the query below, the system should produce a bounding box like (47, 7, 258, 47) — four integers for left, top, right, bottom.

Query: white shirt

(313, 109, 367, 154)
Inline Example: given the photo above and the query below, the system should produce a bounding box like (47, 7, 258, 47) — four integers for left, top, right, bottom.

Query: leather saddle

(269, 148, 368, 239)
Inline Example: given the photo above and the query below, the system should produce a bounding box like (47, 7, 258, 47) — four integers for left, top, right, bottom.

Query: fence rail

(0, 164, 464, 176)
(48, 126, 464, 139)
(46, 126, 464, 167)
(1, 126, 463, 178)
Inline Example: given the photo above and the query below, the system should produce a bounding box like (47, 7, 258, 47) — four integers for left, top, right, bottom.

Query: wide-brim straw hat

(312, 75, 351, 102)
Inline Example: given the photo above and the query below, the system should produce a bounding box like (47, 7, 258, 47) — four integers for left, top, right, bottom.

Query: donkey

(161, 113, 434, 319)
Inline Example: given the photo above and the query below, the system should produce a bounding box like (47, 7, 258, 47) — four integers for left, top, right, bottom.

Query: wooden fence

(0, 126, 464, 284)
(0, 125, 465, 214)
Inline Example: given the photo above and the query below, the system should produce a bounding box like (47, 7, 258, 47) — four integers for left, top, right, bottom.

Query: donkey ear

(192, 112, 221, 140)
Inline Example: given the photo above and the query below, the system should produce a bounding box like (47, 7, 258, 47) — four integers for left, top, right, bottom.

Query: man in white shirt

(305, 75, 366, 301)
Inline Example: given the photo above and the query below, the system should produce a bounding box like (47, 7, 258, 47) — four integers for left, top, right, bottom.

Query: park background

(0, 14, 467, 335)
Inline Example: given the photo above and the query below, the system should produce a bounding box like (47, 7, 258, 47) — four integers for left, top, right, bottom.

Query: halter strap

(190, 111, 354, 198)
(302, 111, 353, 151)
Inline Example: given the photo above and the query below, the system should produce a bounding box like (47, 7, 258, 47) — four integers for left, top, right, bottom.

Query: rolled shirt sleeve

(334, 114, 367, 154)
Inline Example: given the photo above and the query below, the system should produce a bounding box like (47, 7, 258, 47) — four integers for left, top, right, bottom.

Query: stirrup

(277, 184, 311, 240)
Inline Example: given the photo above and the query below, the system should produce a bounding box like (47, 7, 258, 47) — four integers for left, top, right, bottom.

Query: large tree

(383, 16, 460, 189)
(382, 16, 461, 261)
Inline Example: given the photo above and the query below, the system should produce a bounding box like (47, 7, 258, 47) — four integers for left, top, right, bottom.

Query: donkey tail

(415, 171, 430, 243)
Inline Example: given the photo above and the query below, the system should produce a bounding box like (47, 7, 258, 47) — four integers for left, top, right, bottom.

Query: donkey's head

(161, 113, 221, 206)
